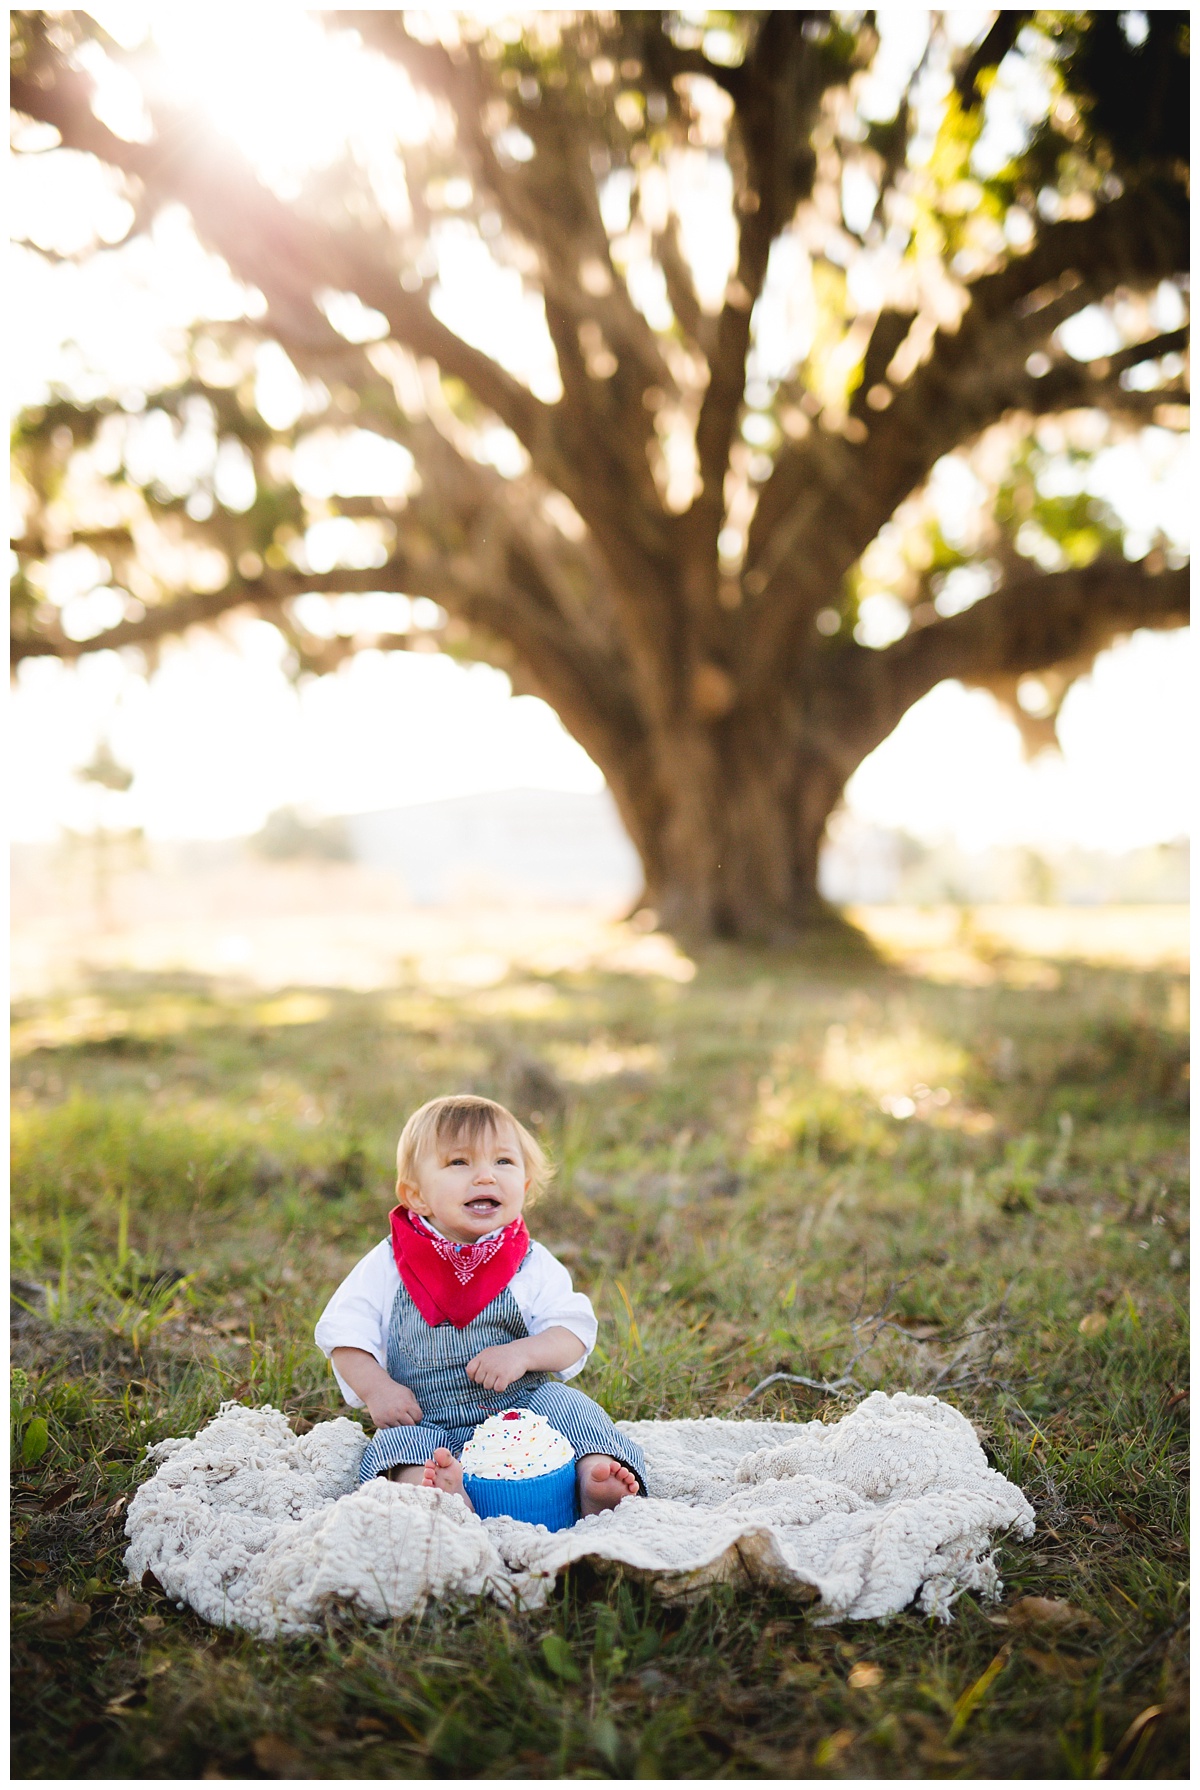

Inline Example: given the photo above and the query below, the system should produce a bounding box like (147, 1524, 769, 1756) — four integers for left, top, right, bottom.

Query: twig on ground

(734, 1370, 860, 1409)
(734, 1276, 919, 1411)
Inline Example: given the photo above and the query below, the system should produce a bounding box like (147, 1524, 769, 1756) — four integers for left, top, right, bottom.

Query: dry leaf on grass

(36, 1586, 92, 1640)
(1002, 1596, 1103, 1633)
(39, 1478, 81, 1514)
(888, 1315, 944, 1341)
(847, 1662, 885, 1689)
(1111, 1703, 1165, 1765)
(1078, 1311, 1108, 1337)
(778, 1659, 823, 1688)
(1024, 1648, 1097, 1680)
(918, 1743, 966, 1766)
(252, 1734, 305, 1776)
(813, 1729, 854, 1766)
(105, 1689, 146, 1717)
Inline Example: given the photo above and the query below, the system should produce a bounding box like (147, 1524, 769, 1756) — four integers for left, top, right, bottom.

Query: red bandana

(388, 1206, 531, 1329)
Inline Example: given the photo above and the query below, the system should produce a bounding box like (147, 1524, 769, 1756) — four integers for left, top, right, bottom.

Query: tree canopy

(10, 9, 1190, 937)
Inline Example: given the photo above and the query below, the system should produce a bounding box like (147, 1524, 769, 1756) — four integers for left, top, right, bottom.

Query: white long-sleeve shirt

(314, 1233, 598, 1407)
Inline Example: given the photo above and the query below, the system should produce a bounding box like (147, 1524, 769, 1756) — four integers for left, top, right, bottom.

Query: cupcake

(460, 1408, 577, 1531)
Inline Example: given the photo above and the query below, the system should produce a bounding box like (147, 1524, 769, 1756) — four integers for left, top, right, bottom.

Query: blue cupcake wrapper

(462, 1456, 578, 1531)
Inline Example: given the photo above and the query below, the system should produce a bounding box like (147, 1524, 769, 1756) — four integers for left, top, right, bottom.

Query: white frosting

(460, 1408, 574, 1480)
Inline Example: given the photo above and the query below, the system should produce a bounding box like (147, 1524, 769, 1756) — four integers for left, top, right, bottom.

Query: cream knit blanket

(123, 1391, 1033, 1639)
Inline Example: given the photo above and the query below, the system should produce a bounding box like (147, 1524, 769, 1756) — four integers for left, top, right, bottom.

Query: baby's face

(403, 1123, 529, 1245)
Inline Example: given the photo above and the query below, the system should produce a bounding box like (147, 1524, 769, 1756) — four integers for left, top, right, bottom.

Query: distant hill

(342, 788, 642, 905)
(13, 790, 1187, 910)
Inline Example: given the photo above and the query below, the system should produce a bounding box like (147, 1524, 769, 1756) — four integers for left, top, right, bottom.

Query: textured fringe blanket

(123, 1391, 1034, 1639)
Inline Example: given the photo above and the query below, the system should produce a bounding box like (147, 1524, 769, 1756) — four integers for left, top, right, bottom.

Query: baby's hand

(366, 1381, 423, 1428)
(465, 1342, 528, 1393)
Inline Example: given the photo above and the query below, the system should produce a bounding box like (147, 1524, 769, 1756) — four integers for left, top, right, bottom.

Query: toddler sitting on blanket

(315, 1093, 645, 1516)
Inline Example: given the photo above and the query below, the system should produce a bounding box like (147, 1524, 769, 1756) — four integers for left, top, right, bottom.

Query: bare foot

(421, 1445, 474, 1511)
(577, 1454, 640, 1517)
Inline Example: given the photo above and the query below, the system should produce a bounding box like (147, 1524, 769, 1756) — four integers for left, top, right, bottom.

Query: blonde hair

(395, 1094, 552, 1207)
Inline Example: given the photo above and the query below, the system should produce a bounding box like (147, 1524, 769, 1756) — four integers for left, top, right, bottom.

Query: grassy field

(10, 912, 1189, 1779)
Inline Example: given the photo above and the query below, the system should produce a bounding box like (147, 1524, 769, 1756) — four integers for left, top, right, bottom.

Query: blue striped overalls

(356, 1255, 646, 1493)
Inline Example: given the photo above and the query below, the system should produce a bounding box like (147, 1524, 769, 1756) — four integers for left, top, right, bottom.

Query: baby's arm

(466, 1326, 585, 1392)
(330, 1347, 424, 1427)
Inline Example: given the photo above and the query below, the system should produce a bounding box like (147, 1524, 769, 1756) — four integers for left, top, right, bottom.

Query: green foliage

(996, 438, 1128, 571)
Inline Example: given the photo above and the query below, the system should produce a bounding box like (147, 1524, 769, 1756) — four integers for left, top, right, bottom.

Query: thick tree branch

(744, 187, 1188, 683)
(11, 65, 560, 485)
(334, 15, 674, 557)
(855, 183, 1189, 497)
(688, 16, 828, 584)
(10, 566, 419, 665)
(955, 12, 1032, 105)
(864, 559, 1189, 753)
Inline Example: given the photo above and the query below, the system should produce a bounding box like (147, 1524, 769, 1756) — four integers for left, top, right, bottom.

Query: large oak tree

(11, 10, 1190, 937)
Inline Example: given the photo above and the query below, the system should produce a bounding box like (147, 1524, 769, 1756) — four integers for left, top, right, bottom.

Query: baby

(315, 1094, 645, 1516)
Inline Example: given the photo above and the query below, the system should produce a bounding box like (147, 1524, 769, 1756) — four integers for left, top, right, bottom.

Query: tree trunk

(602, 710, 848, 943)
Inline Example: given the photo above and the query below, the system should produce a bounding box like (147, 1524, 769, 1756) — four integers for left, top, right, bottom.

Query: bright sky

(8, 8, 1192, 854)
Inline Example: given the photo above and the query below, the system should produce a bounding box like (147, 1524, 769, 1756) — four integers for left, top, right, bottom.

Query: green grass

(10, 932, 1189, 1778)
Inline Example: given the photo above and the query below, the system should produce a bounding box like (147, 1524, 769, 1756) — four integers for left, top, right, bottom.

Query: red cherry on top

(503, 1410, 520, 1420)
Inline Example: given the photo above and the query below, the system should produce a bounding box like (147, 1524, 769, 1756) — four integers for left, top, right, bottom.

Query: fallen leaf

(105, 1689, 146, 1717)
(1005, 1596, 1103, 1633)
(778, 1659, 823, 1687)
(1164, 1387, 1189, 1411)
(918, 1743, 966, 1766)
(1111, 1704, 1164, 1765)
(889, 1316, 944, 1340)
(37, 1585, 92, 1640)
(20, 1415, 50, 1466)
(1024, 1648, 1096, 1680)
(39, 1478, 81, 1514)
(139, 1613, 165, 1633)
(813, 1730, 854, 1766)
(1078, 1311, 1108, 1338)
(252, 1734, 304, 1776)
(355, 1716, 387, 1735)
(847, 1662, 885, 1689)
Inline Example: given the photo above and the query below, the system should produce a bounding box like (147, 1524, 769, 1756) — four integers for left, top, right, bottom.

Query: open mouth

(464, 1197, 501, 1217)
